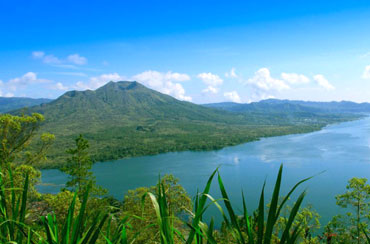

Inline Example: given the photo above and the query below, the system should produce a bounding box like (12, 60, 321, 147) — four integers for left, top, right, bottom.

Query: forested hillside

(12, 81, 358, 168)
(0, 97, 51, 113)
(205, 99, 370, 114)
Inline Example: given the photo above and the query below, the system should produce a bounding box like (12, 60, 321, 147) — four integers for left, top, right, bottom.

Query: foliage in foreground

(0, 163, 316, 244)
(1, 113, 370, 243)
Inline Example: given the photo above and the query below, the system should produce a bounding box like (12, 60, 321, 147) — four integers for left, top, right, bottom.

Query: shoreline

(38, 114, 364, 170)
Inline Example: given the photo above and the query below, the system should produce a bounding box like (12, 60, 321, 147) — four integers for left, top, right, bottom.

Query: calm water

(38, 117, 370, 226)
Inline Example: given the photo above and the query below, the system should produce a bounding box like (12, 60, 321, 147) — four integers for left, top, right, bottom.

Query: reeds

(0, 164, 310, 243)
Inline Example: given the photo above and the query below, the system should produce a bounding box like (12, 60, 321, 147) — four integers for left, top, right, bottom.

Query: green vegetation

(61, 134, 107, 197)
(205, 99, 370, 114)
(0, 113, 55, 167)
(1, 113, 370, 243)
(326, 178, 370, 243)
(0, 97, 51, 113)
(10, 81, 359, 168)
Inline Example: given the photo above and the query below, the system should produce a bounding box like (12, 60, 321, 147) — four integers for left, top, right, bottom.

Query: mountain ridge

(0, 97, 52, 113)
(13, 81, 360, 168)
(205, 99, 370, 114)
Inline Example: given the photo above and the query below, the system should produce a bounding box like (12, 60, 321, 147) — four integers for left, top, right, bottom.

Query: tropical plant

(0, 163, 321, 244)
(61, 134, 107, 197)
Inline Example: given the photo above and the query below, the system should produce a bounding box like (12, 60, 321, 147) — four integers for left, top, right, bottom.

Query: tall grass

(0, 166, 33, 243)
(0, 164, 310, 243)
(183, 164, 310, 244)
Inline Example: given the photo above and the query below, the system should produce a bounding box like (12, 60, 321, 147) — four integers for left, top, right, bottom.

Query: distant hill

(20, 81, 359, 168)
(0, 97, 52, 113)
(205, 99, 370, 114)
(31, 81, 247, 125)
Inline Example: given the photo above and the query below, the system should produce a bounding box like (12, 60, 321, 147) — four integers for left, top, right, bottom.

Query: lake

(38, 116, 370, 227)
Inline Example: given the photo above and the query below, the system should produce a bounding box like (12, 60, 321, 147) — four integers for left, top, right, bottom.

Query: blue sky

(1, 0, 370, 103)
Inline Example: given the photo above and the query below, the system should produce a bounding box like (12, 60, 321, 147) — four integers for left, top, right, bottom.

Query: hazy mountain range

(0, 97, 52, 113)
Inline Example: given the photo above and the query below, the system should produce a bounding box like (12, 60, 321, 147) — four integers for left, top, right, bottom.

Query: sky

(1, 0, 370, 103)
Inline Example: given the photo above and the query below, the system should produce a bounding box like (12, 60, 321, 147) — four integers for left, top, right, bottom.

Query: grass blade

(280, 192, 306, 244)
(242, 190, 254, 244)
(186, 168, 218, 244)
(257, 181, 265, 244)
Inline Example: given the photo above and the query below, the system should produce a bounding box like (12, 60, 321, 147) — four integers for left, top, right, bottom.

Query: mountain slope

(32, 81, 245, 125)
(205, 99, 370, 114)
(22, 81, 358, 168)
(0, 97, 52, 113)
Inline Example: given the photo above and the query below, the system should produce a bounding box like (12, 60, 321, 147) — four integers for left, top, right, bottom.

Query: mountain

(205, 99, 370, 114)
(0, 97, 52, 113)
(204, 101, 322, 114)
(258, 99, 370, 113)
(20, 81, 358, 168)
(31, 81, 247, 125)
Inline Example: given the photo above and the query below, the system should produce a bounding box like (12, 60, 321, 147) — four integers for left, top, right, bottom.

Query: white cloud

(164, 72, 190, 82)
(4, 92, 14, 97)
(75, 73, 125, 90)
(224, 91, 241, 103)
(0, 72, 52, 96)
(32, 51, 45, 58)
(133, 70, 192, 101)
(43, 54, 62, 64)
(362, 65, 370, 79)
(313, 74, 335, 90)
(8, 72, 50, 91)
(281, 72, 310, 84)
(52, 82, 69, 91)
(225, 68, 238, 78)
(51, 72, 88, 77)
(32, 51, 87, 66)
(202, 86, 219, 94)
(197, 72, 223, 86)
(67, 54, 87, 65)
(0, 85, 14, 97)
(247, 68, 290, 91)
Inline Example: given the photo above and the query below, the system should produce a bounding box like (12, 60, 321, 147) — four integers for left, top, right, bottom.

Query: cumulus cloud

(52, 82, 69, 91)
(224, 91, 241, 103)
(33, 51, 61, 64)
(133, 70, 192, 101)
(202, 86, 219, 94)
(225, 68, 238, 78)
(8, 72, 50, 91)
(32, 51, 87, 66)
(362, 65, 370, 79)
(247, 68, 290, 91)
(281, 72, 310, 84)
(0, 89, 14, 97)
(75, 73, 125, 90)
(67, 54, 87, 65)
(198, 72, 223, 95)
(313, 74, 335, 90)
(197, 72, 223, 86)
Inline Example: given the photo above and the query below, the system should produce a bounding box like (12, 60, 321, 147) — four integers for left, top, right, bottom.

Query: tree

(0, 113, 54, 167)
(122, 174, 192, 243)
(334, 177, 370, 244)
(0, 113, 54, 210)
(61, 134, 106, 197)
